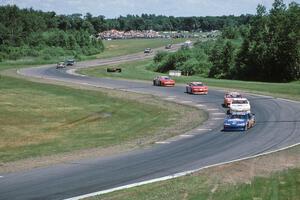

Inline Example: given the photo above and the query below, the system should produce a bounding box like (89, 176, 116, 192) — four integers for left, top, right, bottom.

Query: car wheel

(153, 80, 156, 86)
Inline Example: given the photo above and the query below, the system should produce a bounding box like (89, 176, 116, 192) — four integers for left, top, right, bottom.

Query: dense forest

(0, 4, 252, 61)
(0, 5, 105, 61)
(153, 0, 300, 82)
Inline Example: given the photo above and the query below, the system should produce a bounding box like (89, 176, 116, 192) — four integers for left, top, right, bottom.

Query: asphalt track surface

(1, 46, 300, 200)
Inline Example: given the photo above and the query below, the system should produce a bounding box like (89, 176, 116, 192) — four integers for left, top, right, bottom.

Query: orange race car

(186, 82, 208, 94)
(224, 92, 242, 107)
(153, 76, 175, 87)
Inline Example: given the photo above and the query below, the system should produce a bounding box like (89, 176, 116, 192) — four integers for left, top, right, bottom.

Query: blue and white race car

(223, 112, 255, 131)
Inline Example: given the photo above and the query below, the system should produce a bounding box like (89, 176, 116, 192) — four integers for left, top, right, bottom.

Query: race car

(186, 82, 208, 95)
(229, 98, 251, 113)
(165, 44, 172, 49)
(56, 61, 66, 69)
(144, 48, 153, 53)
(153, 76, 175, 87)
(65, 59, 75, 66)
(224, 92, 242, 107)
(223, 112, 255, 131)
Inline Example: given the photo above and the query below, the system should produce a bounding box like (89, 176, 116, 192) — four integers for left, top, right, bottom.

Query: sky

(0, 0, 298, 18)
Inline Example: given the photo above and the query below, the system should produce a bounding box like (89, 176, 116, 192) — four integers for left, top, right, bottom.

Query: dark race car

(65, 59, 75, 66)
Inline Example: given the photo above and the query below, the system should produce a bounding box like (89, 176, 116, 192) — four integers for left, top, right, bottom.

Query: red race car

(153, 76, 175, 87)
(224, 92, 242, 107)
(186, 82, 208, 94)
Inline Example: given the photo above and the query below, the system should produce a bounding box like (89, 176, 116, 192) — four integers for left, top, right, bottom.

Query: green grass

(80, 60, 300, 101)
(96, 167, 300, 200)
(0, 38, 186, 71)
(212, 169, 300, 200)
(96, 38, 187, 59)
(0, 76, 194, 162)
(89, 145, 300, 200)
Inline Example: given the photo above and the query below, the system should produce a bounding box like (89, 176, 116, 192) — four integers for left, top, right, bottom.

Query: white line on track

(164, 97, 175, 100)
(197, 128, 212, 131)
(155, 141, 170, 144)
(180, 134, 194, 137)
(212, 118, 223, 120)
(180, 101, 193, 104)
(211, 113, 225, 115)
(65, 142, 300, 200)
(207, 108, 218, 111)
(0, 176, 3, 178)
(195, 104, 205, 107)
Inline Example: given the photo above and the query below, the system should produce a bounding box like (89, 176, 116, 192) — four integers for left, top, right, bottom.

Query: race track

(1, 48, 300, 200)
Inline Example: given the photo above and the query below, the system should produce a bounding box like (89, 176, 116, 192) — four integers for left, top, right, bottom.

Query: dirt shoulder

(0, 69, 206, 173)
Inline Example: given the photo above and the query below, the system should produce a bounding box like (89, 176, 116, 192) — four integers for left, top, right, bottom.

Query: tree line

(105, 14, 252, 32)
(153, 0, 300, 82)
(0, 5, 104, 61)
(0, 4, 252, 61)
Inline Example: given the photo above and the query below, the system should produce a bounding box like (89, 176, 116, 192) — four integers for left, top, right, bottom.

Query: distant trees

(0, 5, 104, 61)
(106, 14, 252, 32)
(235, 0, 300, 82)
(153, 0, 300, 82)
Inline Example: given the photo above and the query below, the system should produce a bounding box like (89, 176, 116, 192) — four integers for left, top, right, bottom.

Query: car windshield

(192, 83, 204, 86)
(229, 114, 247, 119)
(162, 77, 170, 80)
(232, 100, 248, 104)
(226, 94, 242, 98)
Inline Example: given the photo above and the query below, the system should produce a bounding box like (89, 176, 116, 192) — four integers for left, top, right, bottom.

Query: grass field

(97, 38, 187, 59)
(0, 76, 204, 163)
(0, 38, 186, 71)
(80, 60, 300, 101)
(96, 168, 300, 200)
(88, 144, 300, 200)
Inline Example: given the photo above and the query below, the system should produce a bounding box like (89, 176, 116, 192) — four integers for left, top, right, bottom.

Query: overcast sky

(0, 0, 298, 18)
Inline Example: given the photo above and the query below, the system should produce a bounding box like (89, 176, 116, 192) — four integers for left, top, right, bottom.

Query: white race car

(229, 98, 251, 113)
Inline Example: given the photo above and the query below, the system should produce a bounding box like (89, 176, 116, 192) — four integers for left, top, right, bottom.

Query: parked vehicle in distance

(224, 92, 242, 107)
(56, 61, 66, 69)
(65, 59, 75, 66)
(144, 48, 153, 53)
(229, 98, 251, 113)
(153, 76, 175, 87)
(186, 82, 208, 94)
(223, 112, 255, 131)
(107, 67, 122, 73)
(165, 44, 172, 49)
